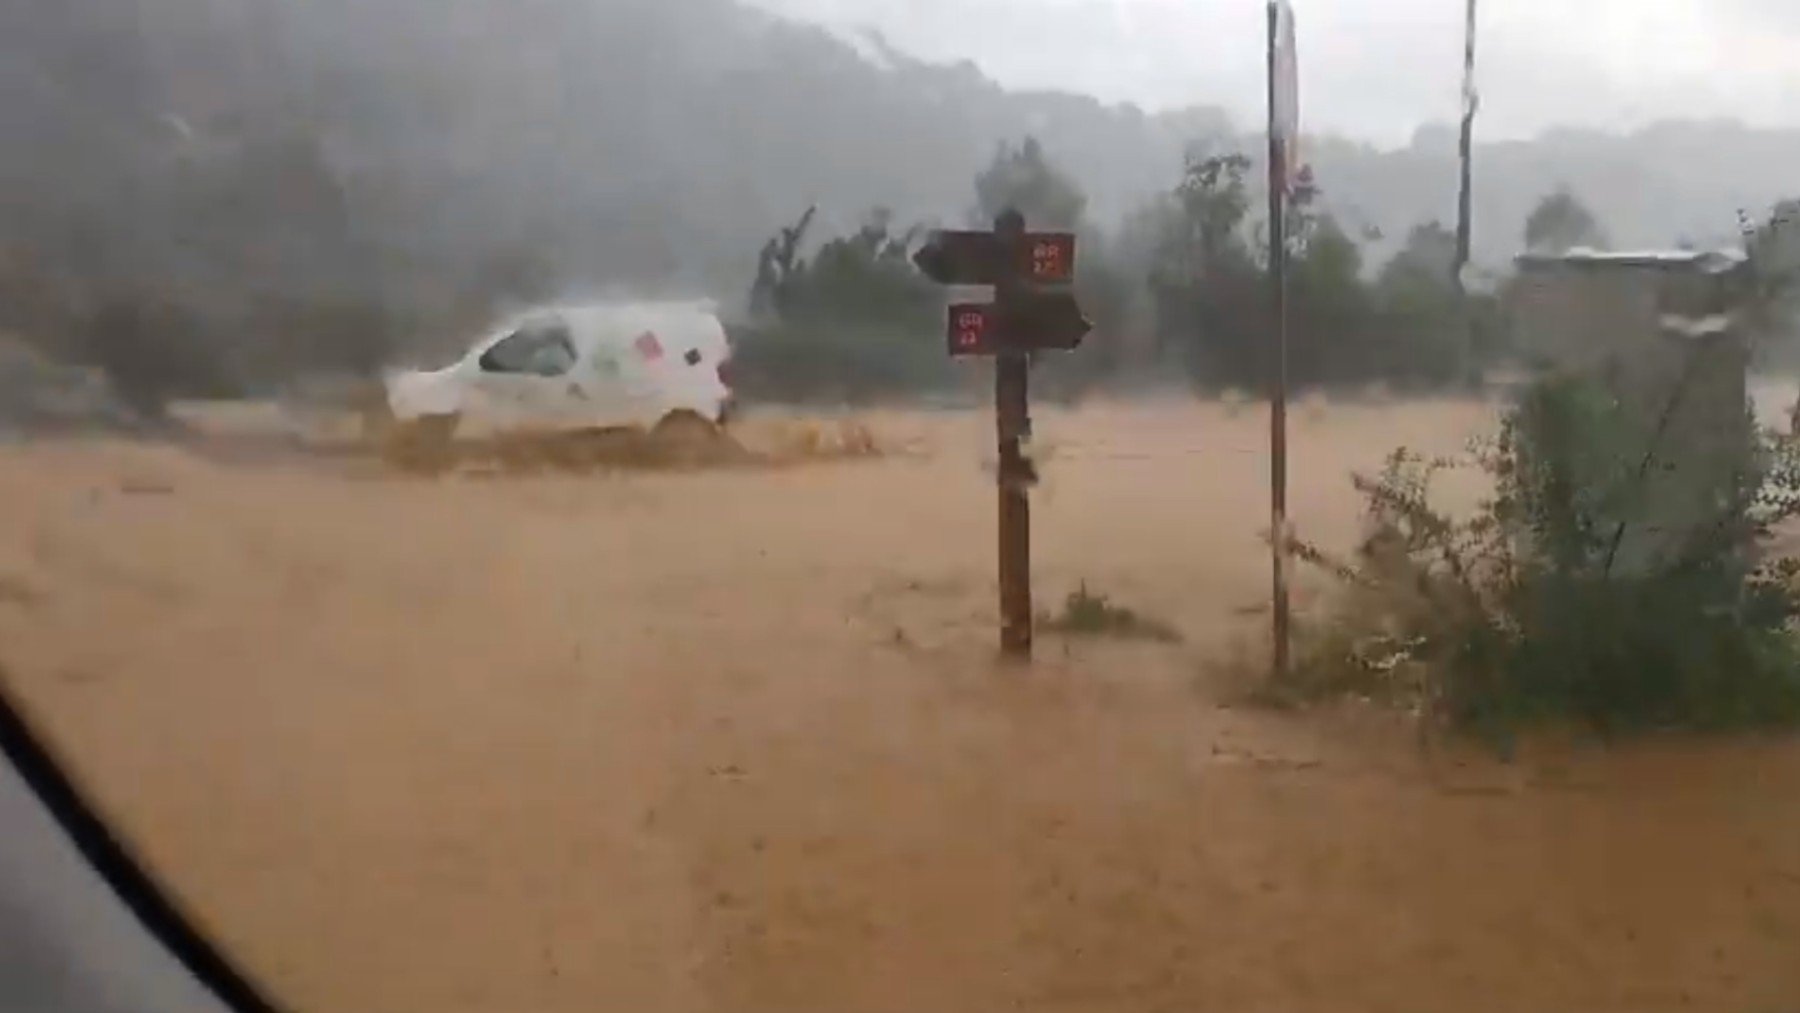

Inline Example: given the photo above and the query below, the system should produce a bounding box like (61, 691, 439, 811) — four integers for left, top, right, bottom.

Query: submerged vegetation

(1273, 373, 1800, 743)
(1042, 583, 1184, 644)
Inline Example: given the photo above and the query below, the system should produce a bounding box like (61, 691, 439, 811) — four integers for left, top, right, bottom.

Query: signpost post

(1268, 0, 1300, 682)
(914, 210, 1090, 660)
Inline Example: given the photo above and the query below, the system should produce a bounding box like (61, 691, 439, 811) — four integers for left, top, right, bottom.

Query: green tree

(1370, 222, 1481, 388)
(80, 295, 236, 422)
(1290, 214, 1376, 385)
(731, 209, 945, 403)
(1379, 221, 1459, 289)
(1280, 165, 1326, 259)
(1144, 152, 1494, 392)
(1145, 151, 1260, 381)
(1148, 152, 1389, 391)
(972, 137, 1087, 230)
(1524, 189, 1609, 253)
(972, 137, 1130, 398)
(1171, 152, 1255, 275)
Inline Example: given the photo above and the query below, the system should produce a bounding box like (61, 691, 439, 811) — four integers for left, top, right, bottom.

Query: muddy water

(0, 399, 1794, 1012)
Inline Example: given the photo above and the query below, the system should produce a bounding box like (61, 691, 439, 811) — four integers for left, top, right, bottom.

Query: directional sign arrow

(913, 230, 1002, 286)
(998, 290, 1091, 351)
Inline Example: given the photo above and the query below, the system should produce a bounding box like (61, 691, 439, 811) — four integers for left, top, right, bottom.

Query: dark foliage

(731, 209, 949, 403)
(1524, 188, 1609, 254)
(1149, 152, 1489, 394)
(80, 295, 237, 421)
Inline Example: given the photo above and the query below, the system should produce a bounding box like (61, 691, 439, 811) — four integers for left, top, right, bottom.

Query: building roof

(1515, 247, 1748, 275)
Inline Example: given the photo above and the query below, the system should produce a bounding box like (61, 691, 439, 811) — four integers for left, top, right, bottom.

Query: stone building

(1508, 248, 1755, 573)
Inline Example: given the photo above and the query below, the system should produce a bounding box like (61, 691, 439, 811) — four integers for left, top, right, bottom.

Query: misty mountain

(4, 0, 1797, 333)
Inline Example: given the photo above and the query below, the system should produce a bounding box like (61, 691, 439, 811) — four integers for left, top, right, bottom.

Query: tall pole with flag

(1267, 0, 1298, 680)
(1453, 0, 1478, 291)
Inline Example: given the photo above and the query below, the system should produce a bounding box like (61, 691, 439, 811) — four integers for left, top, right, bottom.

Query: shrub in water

(1043, 583, 1182, 643)
(1282, 372, 1800, 741)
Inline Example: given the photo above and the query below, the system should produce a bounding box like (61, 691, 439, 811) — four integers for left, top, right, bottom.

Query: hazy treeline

(5, 0, 1800, 413)
(731, 139, 1514, 403)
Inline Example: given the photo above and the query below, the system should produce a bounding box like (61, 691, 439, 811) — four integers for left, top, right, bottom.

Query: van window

(480, 323, 578, 377)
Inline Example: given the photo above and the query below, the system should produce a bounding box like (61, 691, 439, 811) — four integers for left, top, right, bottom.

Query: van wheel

(552, 426, 648, 470)
(493, 431, 554, 473)
(649, 409, 738, 467)
(383, 413, 460, 474)
(358, 393, 397, 445)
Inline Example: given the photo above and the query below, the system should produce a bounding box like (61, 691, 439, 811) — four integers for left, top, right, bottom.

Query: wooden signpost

(914, 210, 1091, 658)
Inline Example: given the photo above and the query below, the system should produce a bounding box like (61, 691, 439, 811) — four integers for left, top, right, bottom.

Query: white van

(384, 300, 734, 434)
(371, 301, 737, 470)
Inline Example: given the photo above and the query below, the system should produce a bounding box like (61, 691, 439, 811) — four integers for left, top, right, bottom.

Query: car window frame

(477, 322, 578, 378)
(0, 677, 277, 1012)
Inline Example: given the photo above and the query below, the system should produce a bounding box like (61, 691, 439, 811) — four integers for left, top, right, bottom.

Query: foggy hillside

(4, 0, 1797, 334)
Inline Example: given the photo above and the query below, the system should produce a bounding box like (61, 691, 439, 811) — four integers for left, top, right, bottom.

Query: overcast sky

(745, 0, 1800, 145)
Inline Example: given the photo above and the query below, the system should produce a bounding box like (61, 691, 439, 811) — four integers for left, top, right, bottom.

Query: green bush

(727, 319, 951, 404)
(733, 209, 952, 404)
(1042, 583, 1182, 643)
(1279, 373, 1800, 742)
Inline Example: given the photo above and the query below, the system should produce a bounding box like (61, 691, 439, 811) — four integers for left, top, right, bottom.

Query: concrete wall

(1509, 258, 1752, 574)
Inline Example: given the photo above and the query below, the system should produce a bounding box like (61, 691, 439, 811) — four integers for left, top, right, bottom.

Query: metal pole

(1453, 0, 1478, 293)
(994, 210, 1033, 659)
(1266, 1, 1292, 680)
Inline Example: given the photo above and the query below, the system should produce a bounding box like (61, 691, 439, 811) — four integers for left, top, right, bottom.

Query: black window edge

(0, 675, 281, 1012)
